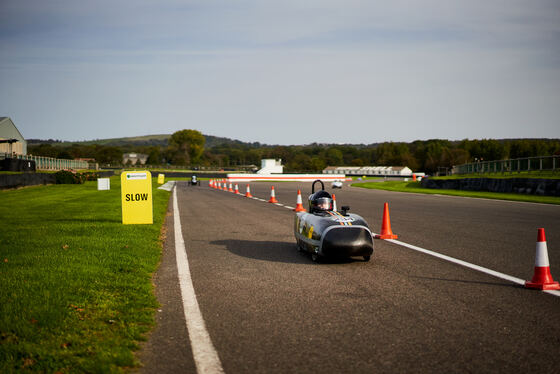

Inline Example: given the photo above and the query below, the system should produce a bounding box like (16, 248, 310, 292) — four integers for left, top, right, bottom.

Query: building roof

(0, 117, 26, 141)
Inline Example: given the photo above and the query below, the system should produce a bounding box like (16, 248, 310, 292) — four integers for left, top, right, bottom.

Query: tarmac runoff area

(137, 181, 560, 374)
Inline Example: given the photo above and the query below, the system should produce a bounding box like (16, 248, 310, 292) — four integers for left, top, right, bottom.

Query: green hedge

(54, 171, 100, 184)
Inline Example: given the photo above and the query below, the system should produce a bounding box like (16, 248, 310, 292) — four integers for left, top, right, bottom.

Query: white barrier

(226, 173, 346, 182)
(97, 178, 110, 190)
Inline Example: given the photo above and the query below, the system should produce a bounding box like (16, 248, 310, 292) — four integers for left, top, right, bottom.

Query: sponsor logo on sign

(126, 172, 147, 180)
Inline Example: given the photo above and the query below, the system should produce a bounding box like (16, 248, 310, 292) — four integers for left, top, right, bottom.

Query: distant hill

(27, 134, 264, 148)
(28, 135, 560, 150)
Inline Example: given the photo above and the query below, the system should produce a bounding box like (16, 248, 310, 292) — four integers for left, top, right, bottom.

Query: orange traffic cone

(374, 202, 398, 239)
(332, 194, 337, 212)
(217, 182, 222, 190)
(245, 185, 253, 198)
(234, 184, 240, 194)
(294, 190, 306, 212)
(228, 182, 234, 193)
(525, 228, 560, 290)
(268, 186, 279, 203)
(412, 174, 417, 181)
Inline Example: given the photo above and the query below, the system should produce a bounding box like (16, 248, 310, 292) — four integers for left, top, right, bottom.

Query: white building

(257, 159, 283, 174)
(323, 165, 414, 176)
(122, 153, 148, 165)
(0, 117, 27, 155)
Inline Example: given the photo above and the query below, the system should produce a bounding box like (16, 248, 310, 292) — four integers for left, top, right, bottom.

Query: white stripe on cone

(535, 241, 550, 267)
(269, 186, 278, 203)
(245, 185, 252, 197)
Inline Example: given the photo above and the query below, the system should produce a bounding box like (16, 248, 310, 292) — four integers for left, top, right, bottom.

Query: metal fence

(1, 153, 89, 170)
(452, 155, 560, 175)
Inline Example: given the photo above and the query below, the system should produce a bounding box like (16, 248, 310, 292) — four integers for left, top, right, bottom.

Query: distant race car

(294, 180, 374, 262)
(188, 175, 199, 186)
(331, 180, 343, 189)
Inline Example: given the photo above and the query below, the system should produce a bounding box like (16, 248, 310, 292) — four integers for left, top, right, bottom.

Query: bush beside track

(0, 176, 170, 372)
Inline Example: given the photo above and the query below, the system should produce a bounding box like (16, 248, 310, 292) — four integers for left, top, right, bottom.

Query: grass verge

(0, 176, 171, 373)
(352, 181, 560, 205)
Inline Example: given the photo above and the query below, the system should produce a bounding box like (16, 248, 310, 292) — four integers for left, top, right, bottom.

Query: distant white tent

(323, 165, 414, 176)
(257, 159, 283, 174)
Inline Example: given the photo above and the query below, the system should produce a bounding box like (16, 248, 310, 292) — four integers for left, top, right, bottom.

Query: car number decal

(331, 216, 354, 223)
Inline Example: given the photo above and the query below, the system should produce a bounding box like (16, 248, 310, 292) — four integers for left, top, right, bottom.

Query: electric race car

(331, 180, 343, 189)
(294, 180, 374, 262)
(188, 175, 199, 186)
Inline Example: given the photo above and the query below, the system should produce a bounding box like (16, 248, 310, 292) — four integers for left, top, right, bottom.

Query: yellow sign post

(121, 171, 153, 224)
(157, 173, 165, 184)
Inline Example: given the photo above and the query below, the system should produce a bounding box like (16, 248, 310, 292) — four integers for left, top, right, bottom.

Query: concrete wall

(0, 171, 115, 189)
(421, 177, 560, 197)
(0, 173, 55, 189)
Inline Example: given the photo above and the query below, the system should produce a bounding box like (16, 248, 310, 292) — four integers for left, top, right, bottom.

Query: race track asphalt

(137, 181, 560, 373)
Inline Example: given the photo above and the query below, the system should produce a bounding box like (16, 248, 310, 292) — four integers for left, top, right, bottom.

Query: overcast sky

(1, 0, 559, 145)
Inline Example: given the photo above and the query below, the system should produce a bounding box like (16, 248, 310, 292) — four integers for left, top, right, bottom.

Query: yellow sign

(157, 173, 165, 184)
(121, 171, 153, 224)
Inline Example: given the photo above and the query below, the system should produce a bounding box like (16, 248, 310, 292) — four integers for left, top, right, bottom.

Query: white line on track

(173, 187, 225, 374)
(377, 235, 560, 298)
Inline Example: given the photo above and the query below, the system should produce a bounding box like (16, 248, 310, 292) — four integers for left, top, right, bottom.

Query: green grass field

(352, 181, 560, 205)
(0, 177, 171, 373)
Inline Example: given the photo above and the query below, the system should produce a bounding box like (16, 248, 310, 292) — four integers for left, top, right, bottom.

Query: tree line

(28, 130, 560, 174)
